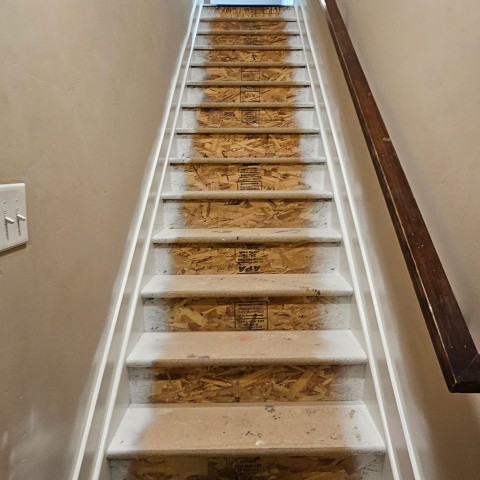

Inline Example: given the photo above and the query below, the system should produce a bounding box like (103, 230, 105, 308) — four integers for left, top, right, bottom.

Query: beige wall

(312, 0, 480, 478)
(0, 1, 194, 479)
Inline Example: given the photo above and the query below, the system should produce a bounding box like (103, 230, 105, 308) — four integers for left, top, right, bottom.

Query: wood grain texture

(325, 0, 479, 392)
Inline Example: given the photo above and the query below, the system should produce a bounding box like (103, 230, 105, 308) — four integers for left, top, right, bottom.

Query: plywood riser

(154, 243, 339, 275)
(129, 363, 366, 404)
(191, 49, 304, 63)
(163, 199, 331, 229)
(195, 34, 300, 47)
(202, 6, 296, 18)
(199, 20, 300, 32)
(172, 134, 324, 160)
(143, 296, 351, 332)
(109, 455, 384, 480)
(178, 109, 318, 129)
(168, 164, 323, 191)
(187, 66, 309, 82)
(183, 85, 313, 103)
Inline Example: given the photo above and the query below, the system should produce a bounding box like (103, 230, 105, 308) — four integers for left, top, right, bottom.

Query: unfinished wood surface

(201, 20, 298, 31)
(169, 164, 321, 191)
(203, 34, 294, 46)
(164, 199, 330, 228)
(196, 66, 301, 81)
(130, 363, 365, 403)
(196, 49, 303, 63)
(203, 6, 295, 18)
(154, 242, 338, 275)
(144, 296, 350, 332)
(110, 454, 384, 480)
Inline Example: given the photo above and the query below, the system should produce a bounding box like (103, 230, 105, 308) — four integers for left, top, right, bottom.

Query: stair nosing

(176, 128, 319, 136)
(161, 190, 332, 201)
(186, 80, 310, 87)
(189, 62, 307, 67)
(127, 330, 367, 368)
(193, 45, 303, 51)
(152, 227, 341, 245)
(201, 17, 298, 23)
(181, 102, 315, 109)
(141, 273, 353, 299)
(197, 30, 300, 35)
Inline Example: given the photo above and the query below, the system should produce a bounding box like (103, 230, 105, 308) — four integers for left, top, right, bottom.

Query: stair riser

(172, 134, 324, 159)
(195, 34, 300, 47)
(178, 109, 318, 129)
(154, 243, 339, 275)
(129, 363, 366, 404)
(183, 85, 313, 103)
(110, 455, 383, 480)
(199, 20, 300, 32)
(202, 6, 295, 19)
(144, 296, 351, 332)
(191, 49, 304, 63)
(187, 65, 308, 82)
(163, 199, 331, 229)
(168, 163, 323, 191)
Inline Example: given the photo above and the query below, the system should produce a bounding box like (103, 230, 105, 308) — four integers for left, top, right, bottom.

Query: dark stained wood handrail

(324, 0, 480, 392)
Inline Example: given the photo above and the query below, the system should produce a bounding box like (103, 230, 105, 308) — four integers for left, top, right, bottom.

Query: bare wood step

(168, 156, 326, 164)
(176, 127, 319, 136)
(186, 80, 310, 87)
(193, 45, 303, 51)
(161, 190, 331, 201)
(182, 102, 315, 109)
(108, 403, 385, 457)
(141, 273, 352, 299)
(152, 227, 341, 245)
(202, 17, 298, 23)
(190, 61, 306, 67)
(197, 30, 300, 36)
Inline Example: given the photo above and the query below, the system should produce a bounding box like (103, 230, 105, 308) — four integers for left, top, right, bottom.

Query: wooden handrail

(324, 0, 480, 392)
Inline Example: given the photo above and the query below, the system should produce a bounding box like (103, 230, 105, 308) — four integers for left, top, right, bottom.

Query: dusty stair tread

(202, 17, 298, 23)
(152, 227, 341, 244)
(107, 402, 385, 458)
(127, 330, 367, 367)
(176, 127, 319, 135)
(182, 102, 315, 109)
(197, 30, 300, 35)
(141, 273, 353, 299)
(190, 61, 307, 67)
(168, 156, 326, 165)
(186, 80, 310, 87)
(193, 45, 303, 51)
(161, 190, 332, 201)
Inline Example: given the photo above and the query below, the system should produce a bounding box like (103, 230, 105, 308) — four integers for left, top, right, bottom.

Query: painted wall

(0, 1, 194, 479)
(302, 1, 480, 479)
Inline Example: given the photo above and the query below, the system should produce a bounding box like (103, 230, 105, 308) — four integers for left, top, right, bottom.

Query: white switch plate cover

(0, 183, 29, 252)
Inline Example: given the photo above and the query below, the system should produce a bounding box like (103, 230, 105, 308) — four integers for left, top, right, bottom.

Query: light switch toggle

(4, 216, 15, 225)
(17, 214, 27, 222)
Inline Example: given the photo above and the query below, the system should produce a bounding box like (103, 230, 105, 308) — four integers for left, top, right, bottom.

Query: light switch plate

(0, 183, 29, 252)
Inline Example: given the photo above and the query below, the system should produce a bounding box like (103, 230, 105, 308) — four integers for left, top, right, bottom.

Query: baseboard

(69, 2, 203, 479)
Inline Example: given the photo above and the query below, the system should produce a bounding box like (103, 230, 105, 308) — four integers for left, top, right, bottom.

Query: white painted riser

(191, 49, 305, 63)
(176, 109, 319, 130)
(170, 133, 325, 159)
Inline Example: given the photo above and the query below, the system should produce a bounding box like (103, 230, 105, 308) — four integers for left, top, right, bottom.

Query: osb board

(164, 199, 329, 228)
(130, 364, 364, 404)
(170, 164, 318, 191)
(204, 21, 294, 31)
(154, 243, 338, 275)
(203, 66, 299, 81)
(110, 454, 384, 480)
(205, 34, 292, 46)
(195, 108, 299, 128)
(190, 134, 306, 158)
(203, 49, 297, 63)
(144, 296, 350, 332)
(207, 6, 293, 17)
(198, 86, 308, 103)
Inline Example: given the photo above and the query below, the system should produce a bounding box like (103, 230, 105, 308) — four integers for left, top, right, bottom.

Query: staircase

(107, 5, 386, 479)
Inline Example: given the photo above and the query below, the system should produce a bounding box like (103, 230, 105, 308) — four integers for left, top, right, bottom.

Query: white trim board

(69, 2, 203, 479)
(295, 1, 420, 479)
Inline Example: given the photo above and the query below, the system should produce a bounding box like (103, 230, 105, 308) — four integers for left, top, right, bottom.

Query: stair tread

(141, 273, 353, 298)
(202, 17, 298, 22)
(161, 190, 332, 200)
(127, 330, 367, 367)
(187, 80, 310, 87)
(168, 156, 326, 164)
(108, 402, 385, 458)
(190, 61, 306, 67)
(197, 30, 300, 35)
(177, 127, 318, 135)
(193, 45, 302, 51)
(182, 102, 315, 109)
(153, 227, 341, 244)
